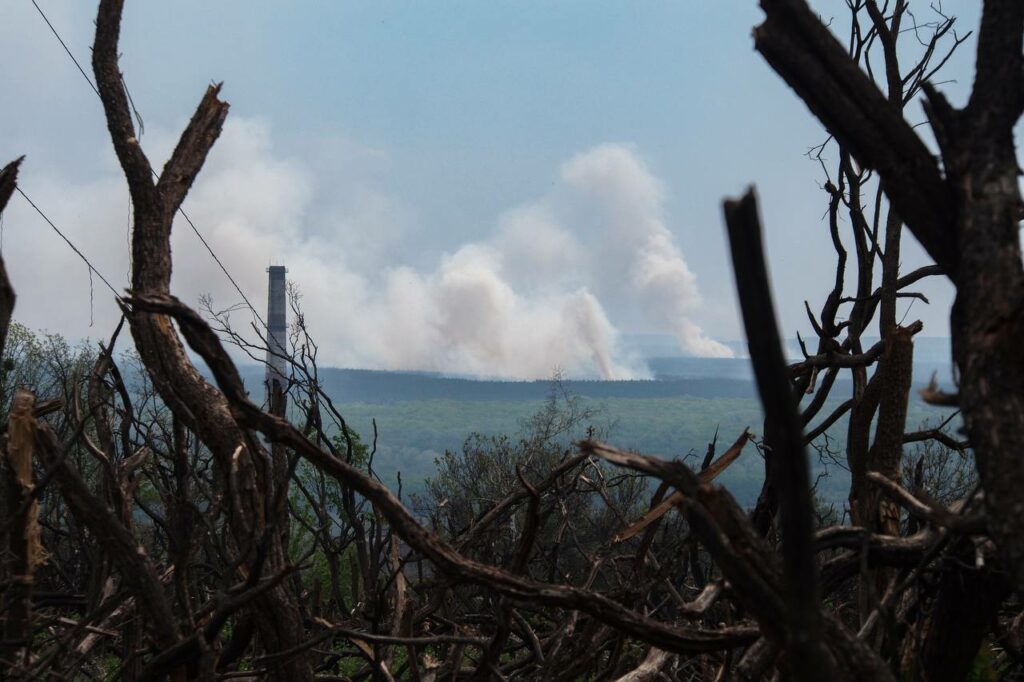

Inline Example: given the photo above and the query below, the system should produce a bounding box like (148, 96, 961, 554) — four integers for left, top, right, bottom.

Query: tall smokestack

(266, 265, 288, 401)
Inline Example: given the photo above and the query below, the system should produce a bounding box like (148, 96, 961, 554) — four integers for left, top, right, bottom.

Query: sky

(0, 1, 994, 379)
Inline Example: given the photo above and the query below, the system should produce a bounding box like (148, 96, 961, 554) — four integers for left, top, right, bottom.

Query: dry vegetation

(1, 0, 1023, 680)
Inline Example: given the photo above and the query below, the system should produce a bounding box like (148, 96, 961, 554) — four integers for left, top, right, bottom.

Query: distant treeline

(237, 365, 760, 403)
(236, 358, 954, 406)
(647, 355, 953, 383)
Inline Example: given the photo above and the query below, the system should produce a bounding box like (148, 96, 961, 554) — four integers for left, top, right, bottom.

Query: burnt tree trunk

(91, 1, 312, 678)
(755, 0, 1024, 598)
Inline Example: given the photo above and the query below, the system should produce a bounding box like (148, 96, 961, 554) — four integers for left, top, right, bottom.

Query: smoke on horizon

(5, 118, 731, 379)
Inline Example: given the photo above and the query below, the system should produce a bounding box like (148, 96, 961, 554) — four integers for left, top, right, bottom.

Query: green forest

(320, 378, 958, 507)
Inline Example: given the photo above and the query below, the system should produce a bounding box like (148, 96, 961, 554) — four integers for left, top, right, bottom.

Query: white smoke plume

(5, 118, 730, 379)
(559, 145, 733, 359)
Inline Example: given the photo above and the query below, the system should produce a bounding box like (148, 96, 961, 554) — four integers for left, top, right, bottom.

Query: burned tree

(1, 0, 1022, 680)
(755, 0, 1024, 595)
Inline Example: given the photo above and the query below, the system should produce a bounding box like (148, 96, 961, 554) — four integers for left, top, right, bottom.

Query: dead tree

(92, 0, 311, 678)
(0, 157, 31, 671)
(755, 0, 1024, 599)
(2, 1, 1022, 680)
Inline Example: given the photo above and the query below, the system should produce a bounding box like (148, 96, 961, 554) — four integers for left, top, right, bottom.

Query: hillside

(235, 354, 958, 507)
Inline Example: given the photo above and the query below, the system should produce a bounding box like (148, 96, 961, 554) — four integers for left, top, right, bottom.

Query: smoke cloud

(5, 118, 730, 379)
(559, 145, 733, 359)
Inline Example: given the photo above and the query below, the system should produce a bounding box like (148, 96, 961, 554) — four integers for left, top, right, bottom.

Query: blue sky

(0, 1, 991, 377)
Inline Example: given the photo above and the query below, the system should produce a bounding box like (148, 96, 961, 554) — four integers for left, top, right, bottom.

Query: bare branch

(722, 188, 837, 680)
(755, 0, 957, 276)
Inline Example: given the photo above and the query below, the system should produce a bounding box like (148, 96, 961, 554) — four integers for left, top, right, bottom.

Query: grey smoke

(7, 118, 730, 378)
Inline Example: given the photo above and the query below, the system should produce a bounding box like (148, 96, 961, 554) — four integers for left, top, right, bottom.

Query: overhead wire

(15, 186, 120, 298)
(176, 206, 267, 329)
(29, 0, 100, 97)
(27, 0, 268, 331)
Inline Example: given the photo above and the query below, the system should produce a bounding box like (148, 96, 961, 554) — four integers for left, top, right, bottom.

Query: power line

(28, 0, 268, 331)
(29, 0, 99, 97)
(15, 186, 120, 297)
(177, 207, 267, 329)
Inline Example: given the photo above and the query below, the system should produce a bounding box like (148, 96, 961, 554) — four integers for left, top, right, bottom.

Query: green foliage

(329, 385, 959, 508)
(335, 395, 764, 503)
(1, 321, 96, 418)
(415, 384, 655, 583)
(966, 642, 999, 682)
(902, 419, 976, 504)
(288, 425, 371, 605)
(331, 427, 369, 468)
(419, 383, 599, 531)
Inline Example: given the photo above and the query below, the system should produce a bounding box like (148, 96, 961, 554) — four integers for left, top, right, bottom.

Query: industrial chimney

(265, 265, 288, 402)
